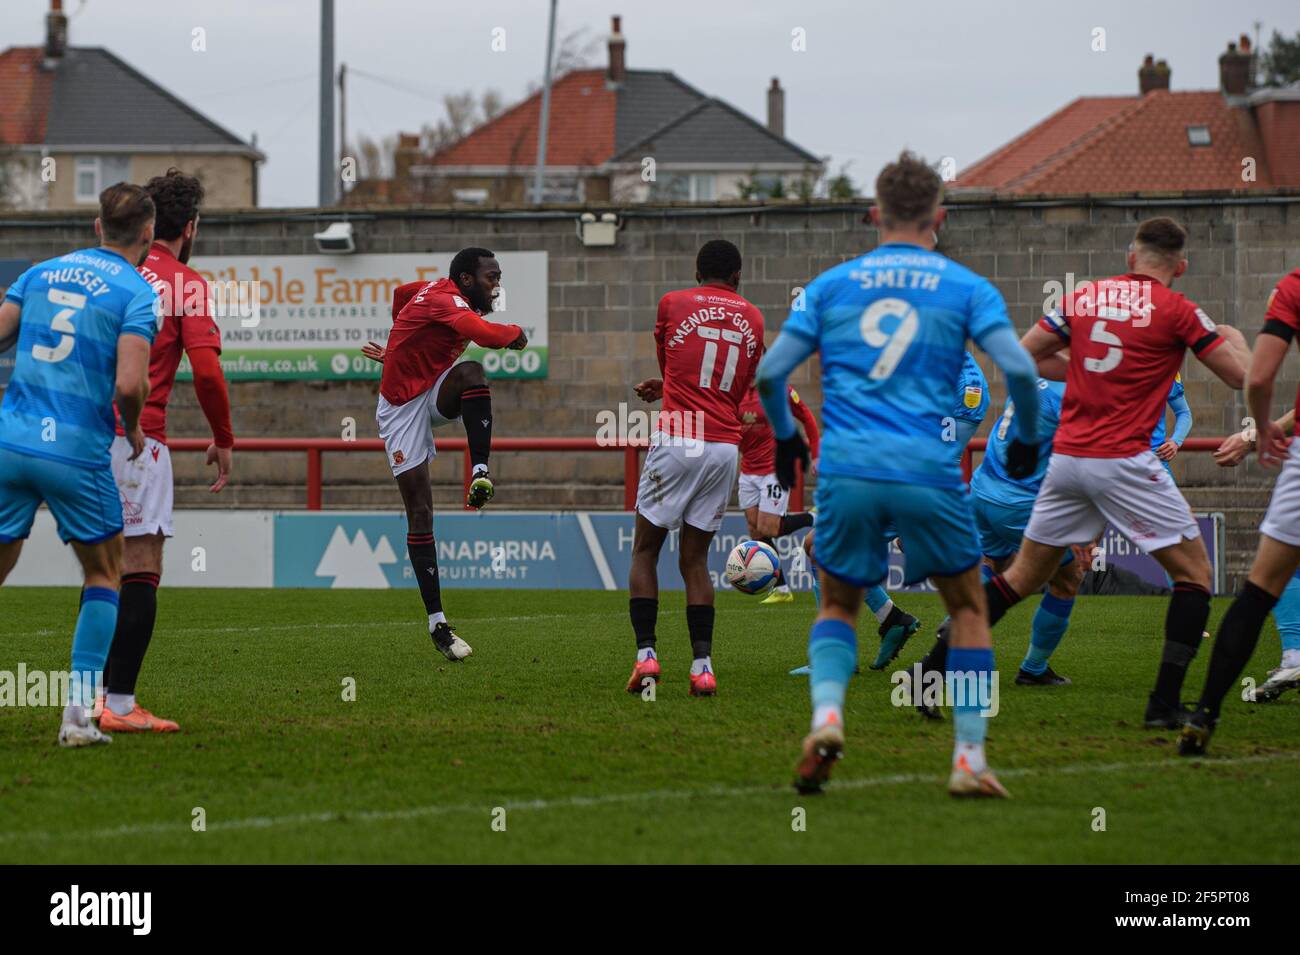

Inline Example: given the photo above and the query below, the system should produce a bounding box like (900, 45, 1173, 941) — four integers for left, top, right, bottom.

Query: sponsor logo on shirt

(963, 386, 983, 409)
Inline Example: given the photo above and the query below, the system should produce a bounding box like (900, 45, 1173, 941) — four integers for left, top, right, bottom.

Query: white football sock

(811, 704, 841, 731)
(107, 693, 135, 716)
(472, 464, 489, 478)
(637, 647, 656, 663)
(954, 741, 988, 774)
(428, 612, 447, 628)
(62, 703, 86, 726)
(1281, 649, 1300, 669)
(873, 599, 894, 624)
(690, 656, 711, 676)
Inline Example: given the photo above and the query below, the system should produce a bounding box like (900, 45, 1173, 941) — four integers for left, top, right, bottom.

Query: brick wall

(3, 194, 1299, 586)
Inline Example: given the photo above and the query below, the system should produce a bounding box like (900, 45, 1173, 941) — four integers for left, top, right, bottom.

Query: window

(650, 172, 716, 202)
(1186, 125, 1211, 147)
(73, 156, 132, 204)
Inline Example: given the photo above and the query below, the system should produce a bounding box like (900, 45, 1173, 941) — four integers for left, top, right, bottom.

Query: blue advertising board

(273, 510, 1223, 593)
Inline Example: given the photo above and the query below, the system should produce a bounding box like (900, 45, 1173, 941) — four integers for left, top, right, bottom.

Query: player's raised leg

(396, 460, 470, 661)
(435, 360, 497, 509)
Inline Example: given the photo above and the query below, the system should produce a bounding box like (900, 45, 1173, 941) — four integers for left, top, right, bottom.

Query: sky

(3, 0, 1296, 207)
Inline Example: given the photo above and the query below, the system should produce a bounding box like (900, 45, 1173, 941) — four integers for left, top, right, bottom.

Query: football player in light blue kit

(758, 152, 1041, 798)
(798, 351, 987, 671)
(969, 378, 1082, 686)
(0, 182, 157, 747)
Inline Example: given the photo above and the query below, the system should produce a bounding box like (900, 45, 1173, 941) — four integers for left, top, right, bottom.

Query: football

(724, 540, 781, 595)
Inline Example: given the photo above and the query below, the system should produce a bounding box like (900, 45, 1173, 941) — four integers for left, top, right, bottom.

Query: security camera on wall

(313, 221, 355, 254)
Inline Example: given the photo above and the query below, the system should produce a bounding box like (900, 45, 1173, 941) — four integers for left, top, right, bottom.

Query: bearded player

(626, 239, 764, 697)
(1182, 268, 1300, 753)
(984, 218, 1248, 729)
(100, 169, 234, 734)
(366, 248, 526, 662)
(736, 382, 819, 604)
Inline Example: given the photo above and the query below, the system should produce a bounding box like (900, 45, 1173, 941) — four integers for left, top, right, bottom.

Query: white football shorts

(636, 431, 739, 533)
(110, 435, 174, 538)
(1260, 440, 1300, 547)
(375, 365, 460, 478)
(738, 471, 788, 517)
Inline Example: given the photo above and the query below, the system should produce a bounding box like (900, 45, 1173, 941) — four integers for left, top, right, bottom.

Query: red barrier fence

(169, 435, 1232, 512)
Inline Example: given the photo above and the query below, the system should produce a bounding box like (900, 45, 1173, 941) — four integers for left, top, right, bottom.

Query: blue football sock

(70, 587, 119, 708)
(1273, 574, 1300, 656)
(808, 618, 857, 728)
(1021, 593, 1074, 675)
(947, 646, 995, 750)
(865, 585, 890, 615)
(979, 563, 994, 582)
(810, 560, 822, 606)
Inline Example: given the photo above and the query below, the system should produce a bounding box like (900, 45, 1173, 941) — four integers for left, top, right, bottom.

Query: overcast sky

(4, 0, 1295, 207)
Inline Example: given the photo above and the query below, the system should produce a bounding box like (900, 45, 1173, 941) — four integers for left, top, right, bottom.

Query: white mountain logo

(314, 526, 398, 588)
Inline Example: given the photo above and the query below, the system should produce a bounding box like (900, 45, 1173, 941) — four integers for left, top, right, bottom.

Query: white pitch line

(1, 751, 1295, 847)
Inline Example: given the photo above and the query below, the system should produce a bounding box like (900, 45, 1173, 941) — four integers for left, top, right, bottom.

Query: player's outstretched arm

(1198, 323, 1248, 390)
(0, 301, 18, 353)
(451, 311, 524, 350)
(1215, 408, 1295, 467)
(189, 347, 234, 493)
(1245, 331, 1291, 466)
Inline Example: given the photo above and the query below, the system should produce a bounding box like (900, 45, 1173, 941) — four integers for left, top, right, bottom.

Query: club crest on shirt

(741, 412, 758, 424)
(392, 450, 405, 465)
(963, 385, 983, 409)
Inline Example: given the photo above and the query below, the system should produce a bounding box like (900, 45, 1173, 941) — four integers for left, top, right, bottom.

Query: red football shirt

(133, 242, 223, 444)
(654, 285, 765, 445)
(380, 278, 522, 406)
(1263, 269, 1300, 417)
(1041, 272, 1222, 458)
(738, 385, 821, 474)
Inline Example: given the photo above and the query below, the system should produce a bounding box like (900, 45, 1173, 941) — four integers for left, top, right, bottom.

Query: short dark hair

(449, 247, 495, 284)
(144, 168, 204, 241)
(875, 151, 943, 228)
(696, 239, 742, 281)
(99, 182, 155, 245)
(1133, 217, 1187, 265)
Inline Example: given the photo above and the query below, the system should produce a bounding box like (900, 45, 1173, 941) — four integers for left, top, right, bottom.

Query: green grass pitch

(1, 587, 1296, 863)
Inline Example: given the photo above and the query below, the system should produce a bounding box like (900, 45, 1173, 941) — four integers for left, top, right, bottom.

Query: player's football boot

(1015, 666, 1072, 687)
(625, 655, 661, 693)
(688, 665, 717, 697)
(58, 719, 112, 748)
(1177, 709, 1216, 756)
(465, 472, 495, 510)
(761, 586, 794, 604)
(1252, 664, 1300, 702)
(1143, 694, 1195, 729)
(431, 622, 473, 661)
(98, 704, 180, 733)
(793, 718, 844, 794)
(947, 754, 1011, 799)
(869, 605, 921, 670)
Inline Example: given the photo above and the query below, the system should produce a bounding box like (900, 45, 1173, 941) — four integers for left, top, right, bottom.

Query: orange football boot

(626, 656, 661, 694)
(688, 667, 717, 697)
(98, 703, 180, 733)
(794, 716, 844, 793)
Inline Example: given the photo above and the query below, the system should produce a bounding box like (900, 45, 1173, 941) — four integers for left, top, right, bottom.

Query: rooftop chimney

(1219, 36, 1253, 96)
(1138, 54, 1170, 95)
(767, 77, 785, 138)
(44, 0, 67, 65)
(607, 16, 626, 87)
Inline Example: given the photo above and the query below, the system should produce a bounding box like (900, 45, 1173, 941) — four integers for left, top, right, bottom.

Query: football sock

(106, 693, 135, 717)
(779, 512, 814, 535)
(459, 385, 493, 471)
(1271, 573, 1300, 664)
(685, 604, 714, 660)
(984, 574, 1022, 627)
(630, 597, 658, 651)
(1022, 593, 1074, 675)
(406, 532, 443, 619)
(810, 558, 821, 605)
(690, 656, 712, 676)
(808, 618, 856, 730)
(865, 585, 893, 623)
(68, 587, 119, 714)
(1198, 582, 1276, 719)
(948, 646, 995, 773)
(1152, 580, 1210, 708)
(103, 571, 159, 697)
(920, 617, 951, 673)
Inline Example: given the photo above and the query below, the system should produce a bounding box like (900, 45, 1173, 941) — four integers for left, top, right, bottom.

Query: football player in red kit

(737, 383, 819, 603)
(364, 247, 527, 661)
(102, 168, 234, 733)
(627, 240, 765, 696)
(990, 218, 1249, 729)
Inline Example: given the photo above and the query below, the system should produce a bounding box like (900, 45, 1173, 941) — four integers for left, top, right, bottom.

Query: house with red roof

(0, 1, 263, 210)
(361, 17, 823, 206)
(954, 36, 1300, 196)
